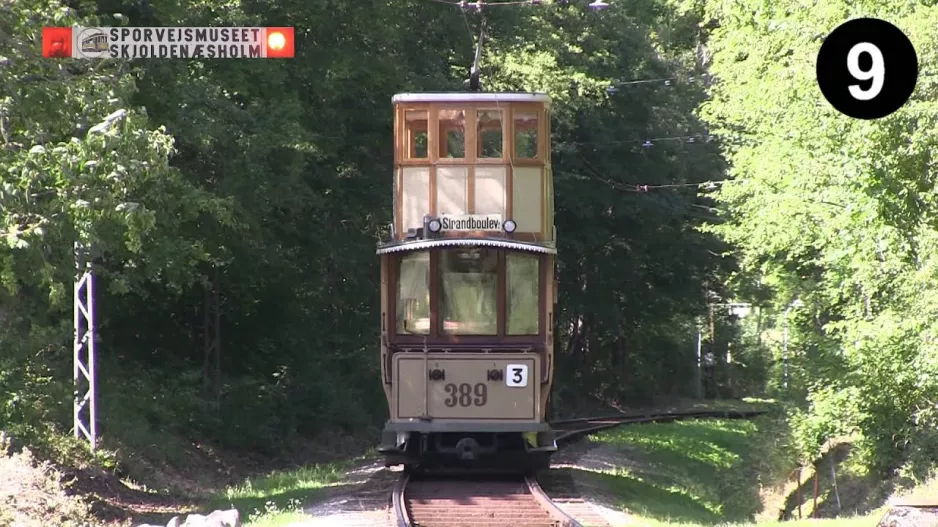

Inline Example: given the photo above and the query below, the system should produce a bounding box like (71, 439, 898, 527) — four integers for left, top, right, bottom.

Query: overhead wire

(416, 0, 938, 227)
(568, 153, 731, 223)
(423, 0, 542, 6)
(422, 0, 724, 149)
(577, 160, 737, 195)
(416, 0, 733, 221)
(460, 4, 475, 41)
(558, 134, 717, 148)
(439, 0, 718, 225)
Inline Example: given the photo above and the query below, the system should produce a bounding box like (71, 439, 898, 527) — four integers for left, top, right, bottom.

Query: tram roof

(376, 237, 556, 255)
(392, 92, 551, 104)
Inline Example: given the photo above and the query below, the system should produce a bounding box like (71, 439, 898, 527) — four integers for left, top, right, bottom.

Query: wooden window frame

(436, 105, 469, 161)
(400, 106, 430, 161)
(509, 103, 546, 166)
(387, 249, 547, 345)
(473, 107, 508, 164)
(393, 101, 552, 242)
(433, 104, 470, 165)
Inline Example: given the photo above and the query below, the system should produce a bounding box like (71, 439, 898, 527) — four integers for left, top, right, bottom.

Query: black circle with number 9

(816, 18, 918, 120)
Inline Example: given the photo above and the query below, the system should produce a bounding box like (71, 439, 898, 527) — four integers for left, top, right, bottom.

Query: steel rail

(395, 472, 584, 527)
(388, 410, 768, 525)
(524, 475, 584, 527)
(392, 473, 412, 527)
(549, 408, 767, 426)
(552, 409, 768, 443)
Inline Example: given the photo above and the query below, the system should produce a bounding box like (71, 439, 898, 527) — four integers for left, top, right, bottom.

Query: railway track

(387, 408, 768, 526)
(392, 472, 583, 527)
(550, 408, 768, 443)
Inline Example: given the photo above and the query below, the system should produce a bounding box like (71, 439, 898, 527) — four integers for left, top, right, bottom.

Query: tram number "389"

(443, 383, 487, 407)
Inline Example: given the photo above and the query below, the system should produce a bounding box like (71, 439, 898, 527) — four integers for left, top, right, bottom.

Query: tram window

(397, 252, 430, 334)
(506, 253, 539, 335)
(477, 110, 503, 158)
(405, 110, 428, 159)
(440, 248, 497, 335)
(514, 110, 538, 158)
(413, 133, 428, 158)
(439, 109, 466, 158)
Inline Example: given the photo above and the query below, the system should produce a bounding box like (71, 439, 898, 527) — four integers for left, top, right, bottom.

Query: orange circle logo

(268, 32, 285, 51)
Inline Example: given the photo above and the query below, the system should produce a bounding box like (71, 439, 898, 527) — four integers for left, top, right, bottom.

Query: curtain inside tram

(506, 253, 539, 335)
(397, 252, 430, 334)
(440, 248, 497, 335)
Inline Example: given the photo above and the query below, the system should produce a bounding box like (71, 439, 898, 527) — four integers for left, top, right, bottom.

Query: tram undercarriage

(379, 428, 557, 471)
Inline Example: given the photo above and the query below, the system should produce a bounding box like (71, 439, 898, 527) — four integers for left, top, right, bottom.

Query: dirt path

(548, 438, 640, 526)
(276, 460, 396, 526)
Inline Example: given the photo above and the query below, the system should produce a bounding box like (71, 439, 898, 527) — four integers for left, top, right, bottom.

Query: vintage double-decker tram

(377, 92, 557, 470)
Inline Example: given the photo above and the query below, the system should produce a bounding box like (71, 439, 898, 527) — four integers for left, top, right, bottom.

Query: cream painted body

(393, 352, 541, 421)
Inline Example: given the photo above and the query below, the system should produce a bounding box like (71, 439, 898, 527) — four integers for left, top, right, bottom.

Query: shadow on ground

(781, 443, 897, 520)
(127, 461, 381, 526)
(557, 418, 767, 525)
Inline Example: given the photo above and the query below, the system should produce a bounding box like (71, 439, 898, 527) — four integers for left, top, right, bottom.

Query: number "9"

(847, 42, 884, 101)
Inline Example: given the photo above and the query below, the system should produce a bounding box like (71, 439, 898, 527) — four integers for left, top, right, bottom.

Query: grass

(591, 419, 763, 523)
(242, 511, 311, 527)
(200, 402, 908, 527)
(616, 515, 881, 527)
(206, 462, 349, 525)
(568, 416, 885, 527)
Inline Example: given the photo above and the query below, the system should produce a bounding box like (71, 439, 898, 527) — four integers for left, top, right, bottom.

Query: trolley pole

(73, 241, 97, 451)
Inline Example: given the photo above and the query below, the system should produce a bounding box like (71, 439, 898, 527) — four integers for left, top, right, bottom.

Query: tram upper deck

(387, 93, 553, 248)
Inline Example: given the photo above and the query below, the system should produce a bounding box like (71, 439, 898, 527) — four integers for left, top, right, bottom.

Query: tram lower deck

(378, 244, 557, 468)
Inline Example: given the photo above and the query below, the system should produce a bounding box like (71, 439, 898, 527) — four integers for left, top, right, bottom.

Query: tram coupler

(455, 437, 480, 460)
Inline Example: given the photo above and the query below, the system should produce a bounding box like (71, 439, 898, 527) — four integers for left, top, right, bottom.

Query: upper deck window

(477, 109, 503, 159)
(405, 110, 428, 159)
(439, 109, 466, 158)
(514, 110, 538, 159)
(440, 248, 497, 335)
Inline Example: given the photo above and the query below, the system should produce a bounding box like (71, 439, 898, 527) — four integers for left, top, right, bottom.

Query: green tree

(699, 0, 938, 473)
(2, 0, 749, 461)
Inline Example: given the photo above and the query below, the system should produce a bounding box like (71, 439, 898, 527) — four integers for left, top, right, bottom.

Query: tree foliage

(700, 0, 938, 474)
(3, 0, 738, 460)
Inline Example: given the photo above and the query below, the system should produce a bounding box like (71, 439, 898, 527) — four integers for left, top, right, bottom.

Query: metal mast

(73, 241, 97, 451)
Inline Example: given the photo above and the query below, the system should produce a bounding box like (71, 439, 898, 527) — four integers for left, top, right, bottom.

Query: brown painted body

(378, 93, 556, 466)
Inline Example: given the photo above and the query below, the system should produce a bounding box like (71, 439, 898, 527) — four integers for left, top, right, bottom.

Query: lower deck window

(397, 252, 430, 334)
(394, 248, 542, 336)
(506, 253, 539, 335)
(440, 248, 497, 335)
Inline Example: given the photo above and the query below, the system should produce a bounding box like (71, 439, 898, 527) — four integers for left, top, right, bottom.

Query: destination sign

(439, 214, 503, 231)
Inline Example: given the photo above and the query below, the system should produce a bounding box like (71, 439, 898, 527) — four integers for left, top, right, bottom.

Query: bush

(0, 433, 94, 527)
